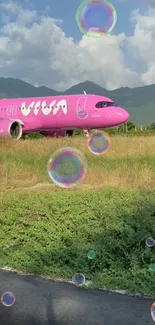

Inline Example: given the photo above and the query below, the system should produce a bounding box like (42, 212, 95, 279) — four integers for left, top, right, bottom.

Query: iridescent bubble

(87, 130, 111, 155)
(150, 301, 155, 322)
(72, 273, 85, 286)
(76, 0, 117, 38)
(87, 250, 96, 259)
(149, 264, 155, 271)
(47, 146, 88, 188)
(1, 292, 16, 307)
(145, 237, 155, 248)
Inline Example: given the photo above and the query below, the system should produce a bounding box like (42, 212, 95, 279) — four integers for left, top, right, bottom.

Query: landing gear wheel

(83, 129, 90, 137)
(66, 130, 74, 137)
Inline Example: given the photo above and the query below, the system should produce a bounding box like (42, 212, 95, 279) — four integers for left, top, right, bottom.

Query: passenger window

(95, 101, 104, 108)
(95, 101, 108, 108)
(95, 101, 116, 108)
(107, 102, 116, 107)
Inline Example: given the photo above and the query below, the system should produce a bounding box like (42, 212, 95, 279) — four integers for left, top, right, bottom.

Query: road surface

(0, 270, 154, 325)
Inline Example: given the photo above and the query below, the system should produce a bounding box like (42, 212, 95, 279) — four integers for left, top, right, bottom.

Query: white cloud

(127, 8, 155, 86)
(0, 2, 153, 90)
(145, 0, 155, 8)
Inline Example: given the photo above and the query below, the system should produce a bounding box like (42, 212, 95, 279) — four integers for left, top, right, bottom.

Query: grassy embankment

(0, 135, 155, 297)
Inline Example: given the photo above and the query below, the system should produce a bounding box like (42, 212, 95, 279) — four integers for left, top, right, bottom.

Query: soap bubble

(1, 292, 16, 307)
(47, 146, 88, 188)
(149, 264, 155, 271)
(87, 130, 111, 155)
(145, 237, 155, 248)
(87, 250, 96, 259)
(72, 273, 85, 286)
(150, 301, 155, 322)
(76, 0, 117, 38)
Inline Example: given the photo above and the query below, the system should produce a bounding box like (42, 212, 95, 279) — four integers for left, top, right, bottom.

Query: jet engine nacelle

(0, 119, 23, 140)
(41, 129, 75, 138)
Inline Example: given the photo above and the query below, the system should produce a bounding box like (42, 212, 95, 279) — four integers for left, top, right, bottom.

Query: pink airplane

(0, 92, 129, 139)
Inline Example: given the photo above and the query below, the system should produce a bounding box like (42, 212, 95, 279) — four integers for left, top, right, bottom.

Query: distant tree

(149, 122, 155, 130)
(127, 121, 137, 131)
(118, 124, 124, 132)
(118, 121, 137, 132)
(104, 127, 118, 135)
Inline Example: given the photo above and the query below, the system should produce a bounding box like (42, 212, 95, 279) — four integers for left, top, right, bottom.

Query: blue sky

(0, 0, 153, 91)
(2, 0, 148, 40)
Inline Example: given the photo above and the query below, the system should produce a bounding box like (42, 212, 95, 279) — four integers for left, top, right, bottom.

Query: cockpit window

(95, 101, 116, 108)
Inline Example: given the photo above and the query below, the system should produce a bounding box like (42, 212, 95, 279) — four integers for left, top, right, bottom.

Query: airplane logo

(21, 99, 67, 117)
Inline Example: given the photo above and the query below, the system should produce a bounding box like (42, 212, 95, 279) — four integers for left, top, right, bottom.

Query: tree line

(101, 121, 154, 136)
(115, 121, 155, 132)
(25, 121, 155, 139)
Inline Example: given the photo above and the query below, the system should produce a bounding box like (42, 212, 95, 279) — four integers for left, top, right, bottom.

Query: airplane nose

(117, 108, 129, 123)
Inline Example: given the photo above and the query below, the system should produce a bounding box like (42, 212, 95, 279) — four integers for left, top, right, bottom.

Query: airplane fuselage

(0, 94, 129, 139)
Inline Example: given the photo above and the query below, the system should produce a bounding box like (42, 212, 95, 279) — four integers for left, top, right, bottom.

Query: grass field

(0, 135, 155, 297)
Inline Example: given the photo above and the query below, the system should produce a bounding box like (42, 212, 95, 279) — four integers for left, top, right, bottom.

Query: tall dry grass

(0, 135, 155, 192)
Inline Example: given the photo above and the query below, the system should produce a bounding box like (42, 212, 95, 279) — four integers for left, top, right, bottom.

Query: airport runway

(0, 270, 154, 325)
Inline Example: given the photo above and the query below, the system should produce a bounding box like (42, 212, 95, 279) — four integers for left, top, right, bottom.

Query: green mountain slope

(127, 102, 155, 126)
(0, 77, 61, 98)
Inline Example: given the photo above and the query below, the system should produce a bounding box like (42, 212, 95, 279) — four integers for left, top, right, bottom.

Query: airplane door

(7, 105, 12, 115)
(76, 97, 88, 120)
(12, 105, 17, 115)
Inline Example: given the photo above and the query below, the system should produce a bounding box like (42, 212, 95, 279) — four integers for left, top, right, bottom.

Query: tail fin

(83, 90, 87, 95)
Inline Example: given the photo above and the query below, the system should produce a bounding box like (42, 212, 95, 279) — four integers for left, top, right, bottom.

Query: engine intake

(0, 119, 23, 140)
(10, 121, 23, 140)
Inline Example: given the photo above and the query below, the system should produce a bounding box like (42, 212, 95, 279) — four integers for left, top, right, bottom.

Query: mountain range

(0, 77, 154, 126)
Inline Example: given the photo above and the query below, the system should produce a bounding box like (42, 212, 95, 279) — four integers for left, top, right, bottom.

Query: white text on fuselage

(20, 99, 67, 117)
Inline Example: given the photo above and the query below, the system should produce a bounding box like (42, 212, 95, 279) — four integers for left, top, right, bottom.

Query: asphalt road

(0, 270, 154, 325)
